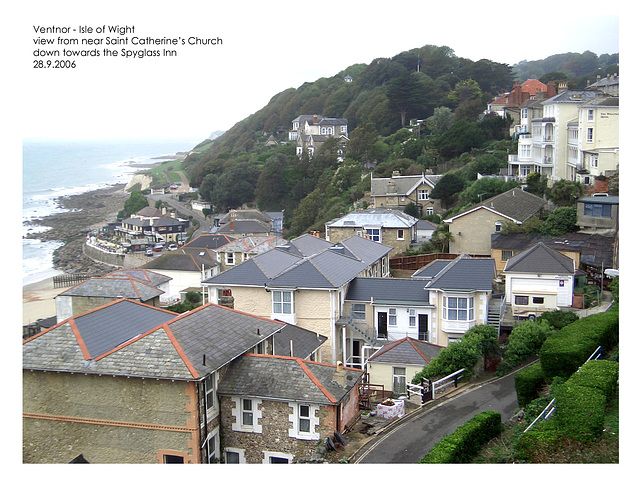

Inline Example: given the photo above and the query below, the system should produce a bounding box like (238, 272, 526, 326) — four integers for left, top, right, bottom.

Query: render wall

(448, 209, 504, 255)
(23, 371, 199, 464)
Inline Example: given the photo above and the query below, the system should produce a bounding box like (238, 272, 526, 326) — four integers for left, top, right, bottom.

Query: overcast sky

(13, 0, 623, 142)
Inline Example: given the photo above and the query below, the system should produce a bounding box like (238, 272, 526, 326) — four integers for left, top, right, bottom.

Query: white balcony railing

(442, 319, 476, 334)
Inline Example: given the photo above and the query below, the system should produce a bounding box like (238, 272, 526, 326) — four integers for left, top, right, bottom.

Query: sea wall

(83, 242, 149, 269)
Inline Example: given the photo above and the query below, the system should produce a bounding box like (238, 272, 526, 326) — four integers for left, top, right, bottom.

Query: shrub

(413, 325, 497, 383)
(565, 360, 619, 403)
(539, 310, 578, 330)
(539, 310, 618, 381)
(554, 383, 606, 442)
(514, 362, 545, 407)
(419, 411, 502, 463)
(497, 319, 554, 375)
(514, 421, 563, 462)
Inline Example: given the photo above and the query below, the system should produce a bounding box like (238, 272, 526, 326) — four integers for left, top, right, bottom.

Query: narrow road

(353, 370, 521, 463)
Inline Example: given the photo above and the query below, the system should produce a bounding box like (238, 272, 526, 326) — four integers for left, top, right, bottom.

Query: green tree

(430, 173, 465, 209)
(426, 106, 454, 136)
(403, 202, 420, 218)
(198, 173, 218, 203)
(348, 121, 379, 163)
(448, 79, 485, 123)
(255, 154, 290, 211)
(119, 190, 149, 218)
(211, 162, 260, 210)
(536, 206, 578, 236)
(458, 178, 520, 205)
(548, 180, 584, 207)
(524, 172, 547, 198)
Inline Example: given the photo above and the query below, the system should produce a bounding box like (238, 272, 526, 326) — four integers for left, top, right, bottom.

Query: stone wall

(23, 371, 199, 464)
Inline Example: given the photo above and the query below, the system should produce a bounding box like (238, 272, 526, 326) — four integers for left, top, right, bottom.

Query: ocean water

(22, 137, 200, 285)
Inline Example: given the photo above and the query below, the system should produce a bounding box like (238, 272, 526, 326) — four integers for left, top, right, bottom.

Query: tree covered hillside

(182, 45, 618, 239)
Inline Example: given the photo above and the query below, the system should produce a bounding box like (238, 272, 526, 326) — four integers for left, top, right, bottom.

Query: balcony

(442, 319, 476, 334)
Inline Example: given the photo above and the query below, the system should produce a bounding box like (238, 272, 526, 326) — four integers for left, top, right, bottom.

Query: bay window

(444, 296, 474, 321)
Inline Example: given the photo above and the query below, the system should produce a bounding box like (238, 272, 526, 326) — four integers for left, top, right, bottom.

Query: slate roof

(445, 187, 547, 224)
(23, 300, 286, 381)
(504, 242, 575, 275)
(491, 232, 615, 269)
(142, 251, 218, 271)
(325, 209, 419, 229)
(219, 209, 273, 224)
(182, 234, 233, 250)
(371, 174, 442, 197)
(577, 195, 619, 205)
(368, 337, 442, 366)
(217, 354, 362, 405)
(412, 255, 495, 291)
(203, 234, 392, 290)
(345, 277, 431, 305)
(57, 276, 164, 302)
(102, 269, 172, 287)
(542, 90, 597, 105)
(273, 324, 327, 359)
(216, 219, 271, 235)
(216, 235, 288, 254)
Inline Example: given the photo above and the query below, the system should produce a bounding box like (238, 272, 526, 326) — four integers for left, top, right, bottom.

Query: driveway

(352, 369, 522, 464)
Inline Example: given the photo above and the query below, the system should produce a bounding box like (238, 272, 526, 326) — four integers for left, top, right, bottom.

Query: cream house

(202, 234, 393, 364)
(444, 187, 547, 256)
(370, 171, 443, 216)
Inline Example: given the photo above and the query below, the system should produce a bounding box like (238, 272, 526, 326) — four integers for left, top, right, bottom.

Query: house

(289, 114, 349, 158)
(54, 272, 167, 322)
(265, 210, 284, 237)
(411, 255, 497, 345)
(503, 242, 576, 318)
(366, 337, 442, 395)
(192, 199, 214, 214)
(576, 195, 619, 233)
(370, 171, 443, 216)
(217, 354, 363, 463)
(338, 256, 496, 360)
(142, 250, 220, 303)
(214, 235, 289, 271)
(23, 299, 288, 464)
(416, 219, 438, 243)
(202, 233, 393, 364)
(508, 82, 618, 182)
(444, 187, 547, 256)
(116, 206, 190, 246)
(325, 208, 419, 257)
(212, 209, 274, 237)
(491, 231, 617, 277)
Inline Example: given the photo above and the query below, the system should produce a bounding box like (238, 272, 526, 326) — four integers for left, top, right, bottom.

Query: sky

(10, 0, 623, 143)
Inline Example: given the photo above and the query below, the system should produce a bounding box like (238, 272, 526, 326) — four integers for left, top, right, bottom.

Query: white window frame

(288, 402, 320, 440)
(409, 308, 416, 327)
(225, 252, 235, 265)
(351, 303, 366, 321)
(204, 427, 220, 464)
(263, 451, 294, 464)
(365, 227, 381, 242)
(231, 397, 262, 433)
(204, 373, 218, 418)
(443, 296, 474, 321)
(272, 290, 294, 321)
(393, 367, 407, 394)
(587, 109, 594, 121)
(397, 229, 404, 240)
(587, 127, 594, 143)
(388, 308, 397, 326)
(225, 447, 245, 464)
(418, 189, 429, 201)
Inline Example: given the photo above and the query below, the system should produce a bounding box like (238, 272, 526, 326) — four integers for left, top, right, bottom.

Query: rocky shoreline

(24, 184, 130, 275)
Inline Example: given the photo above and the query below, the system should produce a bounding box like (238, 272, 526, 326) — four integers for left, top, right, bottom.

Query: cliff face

(125, 173, 153, 191)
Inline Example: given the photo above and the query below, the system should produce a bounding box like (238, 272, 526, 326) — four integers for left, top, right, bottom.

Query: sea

(22, 137, 201, 286)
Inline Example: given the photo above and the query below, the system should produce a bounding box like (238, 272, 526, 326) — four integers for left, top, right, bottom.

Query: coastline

(23, 183, 132, 324)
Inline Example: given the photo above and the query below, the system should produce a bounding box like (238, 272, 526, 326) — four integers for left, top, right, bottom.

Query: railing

(53, 273, 93, 289)
(522, 346, 602, 433)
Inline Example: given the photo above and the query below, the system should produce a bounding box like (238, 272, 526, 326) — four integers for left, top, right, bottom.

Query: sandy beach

(23, 277, 67, 326)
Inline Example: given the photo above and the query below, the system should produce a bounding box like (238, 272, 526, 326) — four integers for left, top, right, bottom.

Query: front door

(419, 314, 429, 341)
(377, 312, 388, 339)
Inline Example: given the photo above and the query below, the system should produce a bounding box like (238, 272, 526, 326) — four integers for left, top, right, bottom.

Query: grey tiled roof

(216, 219, 271, 234)
(217, 355, 362, 405)
(345, 277, 430, 305)
(326, 209, 418, 229)
(368, 337, 442, 366)
(142, 251, 218, 271)
(504, 242, 574, 275)
(204, 234, 392, 290)
(371, 174, 441, 197)
(491, 232, 615, 269)
(23, 300, 285, 380)
(103, 269, 172, 287)
(273, 324, 327, 359)
(420, 256, 495, 291)
(182, 234, 233, 250)
(412, 260, 451, 279)
(577, 195, 619, 205)
(446, 188, 547, 224)
(57, 277, 164, 302)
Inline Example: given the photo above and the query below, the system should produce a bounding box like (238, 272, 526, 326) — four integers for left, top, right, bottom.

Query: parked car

(167, 243, 178, 251)
(153, 244, 164, 252)
(145, 249, 154, 256)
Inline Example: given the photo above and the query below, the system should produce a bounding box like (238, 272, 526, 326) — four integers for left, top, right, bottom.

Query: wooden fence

(53, 273, 93, 289)
(390, 253, 490, 272)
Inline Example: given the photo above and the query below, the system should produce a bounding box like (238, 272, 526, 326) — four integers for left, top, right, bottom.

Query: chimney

(313, 114, 318, 124)
(546, 82, 557, 98)
(333, 361, 347, 387)
(230, 219, 234, 231)
(392, 170, 400, 177)
(558, 82, 568, 93)
(386, 179, 397, 194)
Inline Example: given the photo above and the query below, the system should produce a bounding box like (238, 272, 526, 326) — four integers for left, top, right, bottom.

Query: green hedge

(419, 411, 502, 463)
(539, 310, 618, 381)
(554, 383, 607, 442)
(565, 360, 619, 403)
(514, 362, 546, 407)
